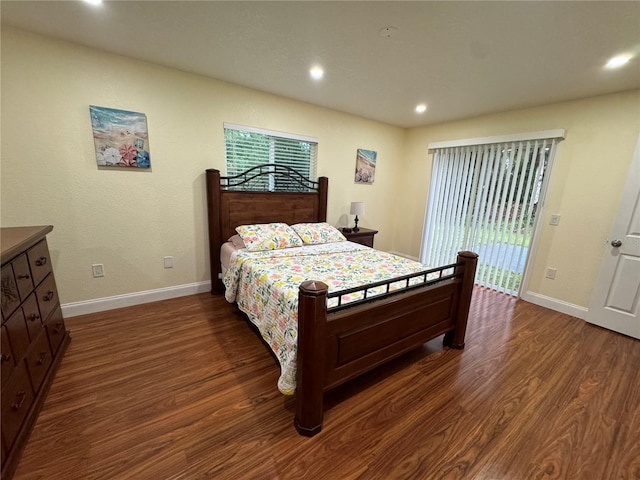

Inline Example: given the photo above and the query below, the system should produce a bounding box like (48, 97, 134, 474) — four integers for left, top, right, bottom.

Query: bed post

(318, 176, 328, 222)
(206, 169, 223, 294)
(444, 251, 478, 349)
(295, 280, 328, 437)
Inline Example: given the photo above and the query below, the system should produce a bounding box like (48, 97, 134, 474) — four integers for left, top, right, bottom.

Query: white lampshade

(350, 201, 365, 216)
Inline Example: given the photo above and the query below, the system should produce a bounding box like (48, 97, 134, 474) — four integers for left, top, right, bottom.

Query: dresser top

(1, 225, 53, 264)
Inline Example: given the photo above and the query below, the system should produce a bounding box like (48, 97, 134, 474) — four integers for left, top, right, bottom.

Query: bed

(206, 165, 478, 436)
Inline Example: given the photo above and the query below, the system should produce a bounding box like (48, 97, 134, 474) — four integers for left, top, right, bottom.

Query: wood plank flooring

(11, 288, 640, 480)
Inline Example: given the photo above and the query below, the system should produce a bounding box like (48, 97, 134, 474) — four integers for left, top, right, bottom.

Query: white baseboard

(61, 280, 587, 322)
(61, 281, 212, 318)
(520, 291, 588, 320)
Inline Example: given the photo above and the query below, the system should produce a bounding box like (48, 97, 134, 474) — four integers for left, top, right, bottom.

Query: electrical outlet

(550, 214, 561, 226)
(164, 256, 173, 268)
(545, 268, 557, 280)
(92, 264, 104, 278)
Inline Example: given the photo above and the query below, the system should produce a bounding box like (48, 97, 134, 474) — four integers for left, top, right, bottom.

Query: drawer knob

(12, 391, 27, 410)
(1, 353, 12, 363)
(35, 256, 48, 267)
(37, 352, 49, 365)
(43, 291, 55, 302)
(53, 323, 64, 335)
(17, 274, 30, 280)
(28, 313, 41, 322)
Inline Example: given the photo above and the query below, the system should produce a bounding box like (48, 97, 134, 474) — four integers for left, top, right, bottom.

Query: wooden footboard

(205, 165, 478, 436)
(295, 250, 478, 436)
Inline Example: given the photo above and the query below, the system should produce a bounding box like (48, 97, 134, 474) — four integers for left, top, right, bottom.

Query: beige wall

(1, 27, 404, 304)
(396, 91, 640, 308)
(3, 26, 638, 312)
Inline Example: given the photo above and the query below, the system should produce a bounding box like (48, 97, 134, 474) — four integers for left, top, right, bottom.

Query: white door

(586, 136, 640, 339)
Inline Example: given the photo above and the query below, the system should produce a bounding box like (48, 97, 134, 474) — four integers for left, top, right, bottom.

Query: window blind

(421, 133, 562, 295)
(224, 123, 318, 185)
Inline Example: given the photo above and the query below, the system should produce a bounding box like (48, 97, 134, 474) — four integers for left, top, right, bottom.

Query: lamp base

(352, 227, 360, 232)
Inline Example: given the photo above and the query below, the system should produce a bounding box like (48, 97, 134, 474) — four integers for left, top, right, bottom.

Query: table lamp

(350, 201, 365, 232)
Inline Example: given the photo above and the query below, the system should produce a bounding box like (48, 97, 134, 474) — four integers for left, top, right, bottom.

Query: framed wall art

(354, 148, 376, 184)
(89, 105, 151, 168)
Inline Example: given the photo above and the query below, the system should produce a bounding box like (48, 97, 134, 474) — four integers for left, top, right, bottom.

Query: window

(224, 123, 318, 190)
(421, 130, 565, 296)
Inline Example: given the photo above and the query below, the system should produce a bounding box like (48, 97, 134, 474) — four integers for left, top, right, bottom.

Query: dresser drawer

(1, 361, 35, 451)
(12, 254, 34, 302)
(27, 239, 53, 287)
(1, 325, 16, 386)
(22, 293, 43, 343)
(351, 236, 374, 247)
(1, 265, 20, 320)
(4, 308, 30, 361)
(35, 274, 58, 322)
(342, 228, 378, 248)
(1, 435, 6, 469)
(45, 307, 66, 356)
(25, 329, 52, 394)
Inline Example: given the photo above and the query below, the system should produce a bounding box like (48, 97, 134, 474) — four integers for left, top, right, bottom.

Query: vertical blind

(224, 123, 318, 188)
(421, 134, 562, 295)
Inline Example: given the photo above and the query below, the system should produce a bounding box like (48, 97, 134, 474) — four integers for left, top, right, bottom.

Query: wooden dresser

(1, 226, 70, 479)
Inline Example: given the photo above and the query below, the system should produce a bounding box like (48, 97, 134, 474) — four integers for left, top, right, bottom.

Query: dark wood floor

(10, 288, 640, 480)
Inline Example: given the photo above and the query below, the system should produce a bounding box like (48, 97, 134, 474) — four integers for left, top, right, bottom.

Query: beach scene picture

(89, 105, 151, 168)
(355, 148, 376, 184)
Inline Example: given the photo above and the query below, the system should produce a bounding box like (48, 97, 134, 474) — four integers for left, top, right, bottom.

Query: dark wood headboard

(206, 165, 329, 293)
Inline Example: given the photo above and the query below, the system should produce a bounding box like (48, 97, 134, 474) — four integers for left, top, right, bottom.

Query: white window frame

(223, 122, 318, 185)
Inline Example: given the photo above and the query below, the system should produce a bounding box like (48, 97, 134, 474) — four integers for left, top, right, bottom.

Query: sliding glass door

(421, 135, 561, 295)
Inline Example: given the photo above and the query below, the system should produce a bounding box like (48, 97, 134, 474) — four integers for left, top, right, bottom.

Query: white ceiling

(2, 1, 639, 128)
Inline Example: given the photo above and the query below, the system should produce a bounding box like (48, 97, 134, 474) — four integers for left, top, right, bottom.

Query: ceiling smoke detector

(379, 26, 398, 38)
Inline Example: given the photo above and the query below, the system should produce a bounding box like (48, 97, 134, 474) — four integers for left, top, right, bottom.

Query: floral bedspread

(223, 242, 430, 395)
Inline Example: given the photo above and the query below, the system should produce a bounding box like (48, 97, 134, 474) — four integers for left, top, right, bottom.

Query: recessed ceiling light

(83, 0, 103, 5)
(605, 54, 632, 69)
(379, 26, 398, 38)
(415, 104, 427, 113)
(310, 66, 324, 80)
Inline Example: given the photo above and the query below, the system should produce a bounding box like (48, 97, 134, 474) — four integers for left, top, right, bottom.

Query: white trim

(428, 129, 566, 150)
(61, 281, 212, 318)
(223, 122, 318, 144)
(520, 290, 588, 320)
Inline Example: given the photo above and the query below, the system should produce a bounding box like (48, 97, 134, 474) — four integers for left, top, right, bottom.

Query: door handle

(610, 240, 622, 248)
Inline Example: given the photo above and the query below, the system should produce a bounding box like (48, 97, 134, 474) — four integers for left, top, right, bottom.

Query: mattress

(223, 241, 431, 394)
(220, 241, 240, 276)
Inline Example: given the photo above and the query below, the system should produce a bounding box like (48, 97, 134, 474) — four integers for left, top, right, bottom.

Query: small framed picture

(355, 149, 376, 184)
(89, 105, 151, 168)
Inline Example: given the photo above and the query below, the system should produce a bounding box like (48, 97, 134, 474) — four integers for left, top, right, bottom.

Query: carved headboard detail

(205, 165, 328, 293)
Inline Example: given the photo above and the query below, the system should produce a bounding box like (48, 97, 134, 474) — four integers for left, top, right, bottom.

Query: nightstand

(342, 227, 378, 248)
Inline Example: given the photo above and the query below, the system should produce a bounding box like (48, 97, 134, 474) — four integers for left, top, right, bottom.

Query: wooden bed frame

(206, 165, 478, 436)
